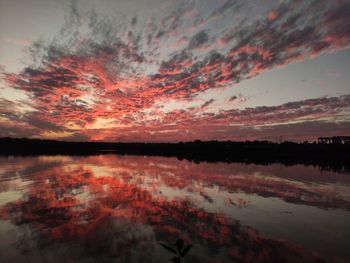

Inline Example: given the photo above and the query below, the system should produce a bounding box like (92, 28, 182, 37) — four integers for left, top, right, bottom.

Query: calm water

(0, 155, 349, 263)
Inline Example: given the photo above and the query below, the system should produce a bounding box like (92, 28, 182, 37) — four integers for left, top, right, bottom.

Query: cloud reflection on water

(0, 155, 350, 262)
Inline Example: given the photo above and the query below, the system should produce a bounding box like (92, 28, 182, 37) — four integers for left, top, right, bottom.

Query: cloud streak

(1, 0, 350, 141)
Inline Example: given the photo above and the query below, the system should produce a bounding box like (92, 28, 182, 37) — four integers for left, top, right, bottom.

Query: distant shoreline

(1, 137, 349, 172)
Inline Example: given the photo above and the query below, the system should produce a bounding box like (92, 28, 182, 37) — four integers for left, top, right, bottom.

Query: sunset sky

(0, 0, 349, 142)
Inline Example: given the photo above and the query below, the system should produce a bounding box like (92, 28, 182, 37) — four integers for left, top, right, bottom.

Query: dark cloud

(187, 30, 209, 50)
(24, 114, 65, 132)
(0, 122, 39, 138)
(156, 95, 350, 128)
(209, 0, 241, 18)
(201, 99, 215, 108)
(229, 96, 237, 102)
(156, 0, 196, 39)
(214, 95, 350, 126)
(152, 1, 350, 100)
(192, 0, 241, 29)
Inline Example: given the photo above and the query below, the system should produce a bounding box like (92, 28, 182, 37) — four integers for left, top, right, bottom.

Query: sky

(0, 0, 349, 142)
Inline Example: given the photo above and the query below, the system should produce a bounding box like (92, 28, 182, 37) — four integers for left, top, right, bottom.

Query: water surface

(0, 155, 349, 262)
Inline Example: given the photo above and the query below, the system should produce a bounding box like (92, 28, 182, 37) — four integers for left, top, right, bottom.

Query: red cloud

(1, 1, 350, 141)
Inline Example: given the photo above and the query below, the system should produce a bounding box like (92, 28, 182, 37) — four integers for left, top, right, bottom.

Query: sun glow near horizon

(1, 0, 350, 142)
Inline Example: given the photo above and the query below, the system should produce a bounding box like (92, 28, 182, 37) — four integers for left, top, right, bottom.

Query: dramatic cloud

(1, 0, 350, 141)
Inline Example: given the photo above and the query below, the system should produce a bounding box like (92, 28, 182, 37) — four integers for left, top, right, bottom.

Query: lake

(0, 155, 349, 262)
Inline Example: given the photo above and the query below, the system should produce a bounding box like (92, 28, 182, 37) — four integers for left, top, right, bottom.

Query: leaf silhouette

(174, 238, 183, 252)
(180, 244, 192, 258)
(159, 243, 177, 254)
(171, 257, 182, 263)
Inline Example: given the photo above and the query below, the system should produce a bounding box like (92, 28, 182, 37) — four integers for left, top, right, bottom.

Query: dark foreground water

(0, 155, 349, 263)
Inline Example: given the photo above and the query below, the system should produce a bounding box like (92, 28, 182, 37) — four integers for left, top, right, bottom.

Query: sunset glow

(1, 0, 350, 142)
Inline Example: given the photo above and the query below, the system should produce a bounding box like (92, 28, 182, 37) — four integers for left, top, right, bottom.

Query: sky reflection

(0, 155, 350, 262)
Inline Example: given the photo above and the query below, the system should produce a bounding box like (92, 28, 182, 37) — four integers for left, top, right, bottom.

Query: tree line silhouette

(1, 137, 349, 172)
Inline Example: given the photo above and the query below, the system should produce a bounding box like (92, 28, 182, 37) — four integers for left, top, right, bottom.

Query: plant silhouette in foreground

(160, 238, 193, 262)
